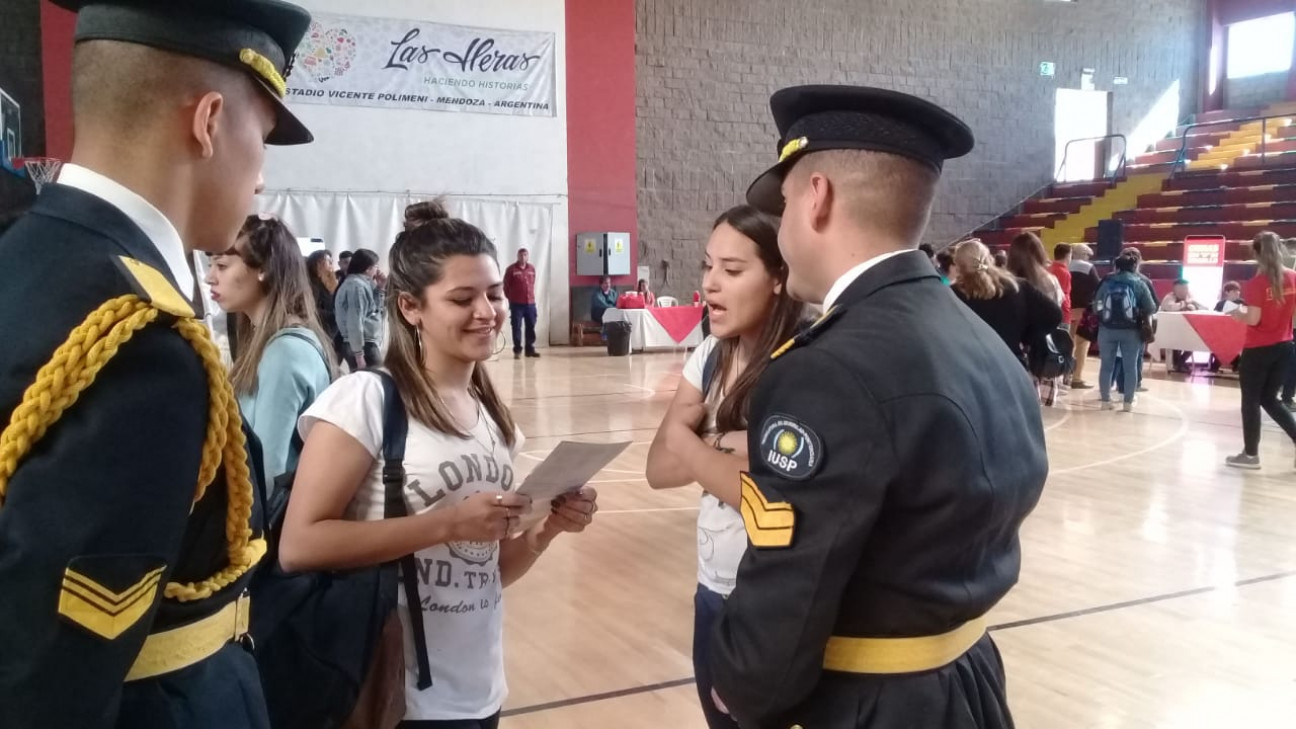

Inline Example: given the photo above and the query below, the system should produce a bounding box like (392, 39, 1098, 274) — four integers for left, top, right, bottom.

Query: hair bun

(404, 199, 450, 231)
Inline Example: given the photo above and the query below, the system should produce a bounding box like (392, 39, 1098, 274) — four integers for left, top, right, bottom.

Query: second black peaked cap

(747, 85, 975, 214)
(52, 0, 314, 146)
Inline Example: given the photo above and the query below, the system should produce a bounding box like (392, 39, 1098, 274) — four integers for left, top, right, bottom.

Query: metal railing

(1055, 134, 1128, 184)
(1172, 112, 1294, 176)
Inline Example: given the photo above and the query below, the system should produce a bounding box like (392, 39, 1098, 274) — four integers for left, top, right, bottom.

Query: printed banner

(286, 12, 556, 117)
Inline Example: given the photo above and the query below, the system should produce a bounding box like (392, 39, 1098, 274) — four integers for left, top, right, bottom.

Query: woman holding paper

(646, 205, 805, 729)
(281, 200, 598, 728)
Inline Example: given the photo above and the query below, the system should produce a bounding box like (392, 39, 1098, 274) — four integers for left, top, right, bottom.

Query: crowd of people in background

(932, 230, 1296, 465)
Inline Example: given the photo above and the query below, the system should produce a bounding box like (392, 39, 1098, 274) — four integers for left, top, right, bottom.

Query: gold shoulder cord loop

(0, 294, 266, 602)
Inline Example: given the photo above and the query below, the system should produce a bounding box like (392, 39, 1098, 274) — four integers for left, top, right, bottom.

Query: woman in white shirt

(280, 200, 599, 729)
(645, 205, 805, 729)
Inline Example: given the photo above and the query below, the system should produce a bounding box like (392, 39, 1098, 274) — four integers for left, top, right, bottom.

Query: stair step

(1021, 197, 1091, 215)
(1154, 131, 1230, 152)
(1082, 220, 1296, 243)
(1139, 183, 1296, 207)
(1114, 201, 1296, 225)
(1164, 166, 1296, 191)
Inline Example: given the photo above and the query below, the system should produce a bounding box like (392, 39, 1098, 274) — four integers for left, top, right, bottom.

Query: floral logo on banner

(297, 21, 358, 82)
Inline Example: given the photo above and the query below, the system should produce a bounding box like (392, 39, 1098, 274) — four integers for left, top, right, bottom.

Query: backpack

(1096, 278, 1139, 328)
(250, 371, 431, 729)
(1028, 326, 1075, 380)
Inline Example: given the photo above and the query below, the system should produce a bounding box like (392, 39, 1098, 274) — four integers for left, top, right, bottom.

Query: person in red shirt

(1226, 232, 1296, 469)
(504, 248, 539, 358)
(1048, 243, 1073, 326)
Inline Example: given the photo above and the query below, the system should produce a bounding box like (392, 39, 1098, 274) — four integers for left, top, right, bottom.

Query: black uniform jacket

(711, 250, 1048, 729)
(0, 184, 268, 728)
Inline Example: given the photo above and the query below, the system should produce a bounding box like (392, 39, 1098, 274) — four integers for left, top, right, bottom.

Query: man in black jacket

(710, 85, 1048, 729)
(0, 1, 312, 727)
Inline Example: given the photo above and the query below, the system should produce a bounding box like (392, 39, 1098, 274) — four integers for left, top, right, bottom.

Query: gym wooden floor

(488, 349, 1296, 729)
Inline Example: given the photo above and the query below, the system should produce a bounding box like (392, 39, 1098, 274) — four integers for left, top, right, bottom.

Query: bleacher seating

(968, 101, 1296, 281)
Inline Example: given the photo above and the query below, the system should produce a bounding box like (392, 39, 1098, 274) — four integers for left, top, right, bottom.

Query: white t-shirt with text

(299, 371, 524, 721)
(681, 336, 748, 596)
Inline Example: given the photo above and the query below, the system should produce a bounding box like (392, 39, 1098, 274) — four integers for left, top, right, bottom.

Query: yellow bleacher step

(1041, 173, 1167, 247)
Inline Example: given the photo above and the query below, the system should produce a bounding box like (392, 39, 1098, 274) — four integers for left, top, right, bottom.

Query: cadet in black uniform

(0, 1, 312, 727)
(709, 86, 1049, 729)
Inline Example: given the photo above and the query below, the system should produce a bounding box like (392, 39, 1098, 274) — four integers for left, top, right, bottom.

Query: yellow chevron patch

(739, 472, 795, 548)
(59, 566, 164, 640)
(115, 256, 195, 319)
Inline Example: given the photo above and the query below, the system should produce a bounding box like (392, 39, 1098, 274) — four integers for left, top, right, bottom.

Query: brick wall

(636, 0, 1204, 297)
(0, 0, 44, 214)
(1225, 71, 1290, 109)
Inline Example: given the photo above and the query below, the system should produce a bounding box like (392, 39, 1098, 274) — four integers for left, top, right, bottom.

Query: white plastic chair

(656, 296, 678, 308)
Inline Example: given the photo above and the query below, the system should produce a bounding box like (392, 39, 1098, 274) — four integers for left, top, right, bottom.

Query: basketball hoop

(14, 157, 63, 193)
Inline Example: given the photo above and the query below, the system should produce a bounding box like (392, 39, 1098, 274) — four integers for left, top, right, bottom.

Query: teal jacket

(237, 328, 332, 485)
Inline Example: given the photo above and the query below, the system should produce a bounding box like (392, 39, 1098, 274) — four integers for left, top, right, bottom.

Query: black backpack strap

(370, 370, 433, 691)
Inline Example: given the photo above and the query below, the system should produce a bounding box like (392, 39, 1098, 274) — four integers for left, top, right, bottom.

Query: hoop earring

(415, 326, 426, 363)
(493, 330, 507, 357)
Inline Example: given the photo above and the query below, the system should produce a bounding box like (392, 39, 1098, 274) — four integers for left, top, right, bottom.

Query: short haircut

(1053, 243, 1071, 260)
(1223, 280, 1241, 292)
(71, 40, 250, 141)
(1173, 278, 1189, 286)
(788, 149, 938, 246)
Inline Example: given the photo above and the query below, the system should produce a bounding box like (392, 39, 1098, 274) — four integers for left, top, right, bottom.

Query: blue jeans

(1099, 327, 1143, 404)
(693, 585, 740, 729)
(509, 303, 537, 354)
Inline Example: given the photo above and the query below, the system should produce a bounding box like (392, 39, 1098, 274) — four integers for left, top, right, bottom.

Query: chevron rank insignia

(58, 555, 167, 640)
(739, 472, 795, 549)
(113, 256, 196, 319)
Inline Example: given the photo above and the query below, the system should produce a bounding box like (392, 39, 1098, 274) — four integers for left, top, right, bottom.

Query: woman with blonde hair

(952, 239, 1061, 367)
(206, 214, 336, 485)
(1225, 231, 1296, 469)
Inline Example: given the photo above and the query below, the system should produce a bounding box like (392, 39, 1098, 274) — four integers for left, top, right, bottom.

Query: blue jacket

(334, 274, 384, 353)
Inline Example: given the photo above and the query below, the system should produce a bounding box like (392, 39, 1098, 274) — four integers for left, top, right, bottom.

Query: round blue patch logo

(758, 414, 822, 481)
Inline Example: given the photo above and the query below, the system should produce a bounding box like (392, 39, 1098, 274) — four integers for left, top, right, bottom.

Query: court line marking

(1050, 395, 1190, 476)
(988, 568, 1296, 631)
(1042, 409, 1072, 432)
(499, 568, 1296, 718)
(500, 677, 696, 718)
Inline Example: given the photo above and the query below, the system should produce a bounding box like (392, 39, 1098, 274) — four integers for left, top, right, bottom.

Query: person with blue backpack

(645, 204, 805, 729)
(1094, 253, 1157, 412)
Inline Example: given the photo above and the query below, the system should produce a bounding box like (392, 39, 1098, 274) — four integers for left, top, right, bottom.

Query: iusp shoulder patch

(112, 256, 196, 319)
(758, 414, 822, 481)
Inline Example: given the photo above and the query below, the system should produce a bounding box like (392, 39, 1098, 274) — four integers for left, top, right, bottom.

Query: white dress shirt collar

(821, 248, 914, 311)
(57, 163, 194, 298)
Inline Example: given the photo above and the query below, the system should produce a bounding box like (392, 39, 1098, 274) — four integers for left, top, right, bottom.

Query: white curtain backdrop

(255, 190, 564, 347)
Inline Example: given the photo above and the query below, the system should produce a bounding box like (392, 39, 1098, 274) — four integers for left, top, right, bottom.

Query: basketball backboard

(1, 86, 21, 173)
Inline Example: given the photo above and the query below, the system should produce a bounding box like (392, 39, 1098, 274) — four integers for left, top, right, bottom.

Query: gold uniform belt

(125, 594, 251, 681)
(822, 617, 987, 674)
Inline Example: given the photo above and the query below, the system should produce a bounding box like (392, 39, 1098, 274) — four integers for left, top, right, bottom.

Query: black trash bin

(605, 321, 632, 356)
